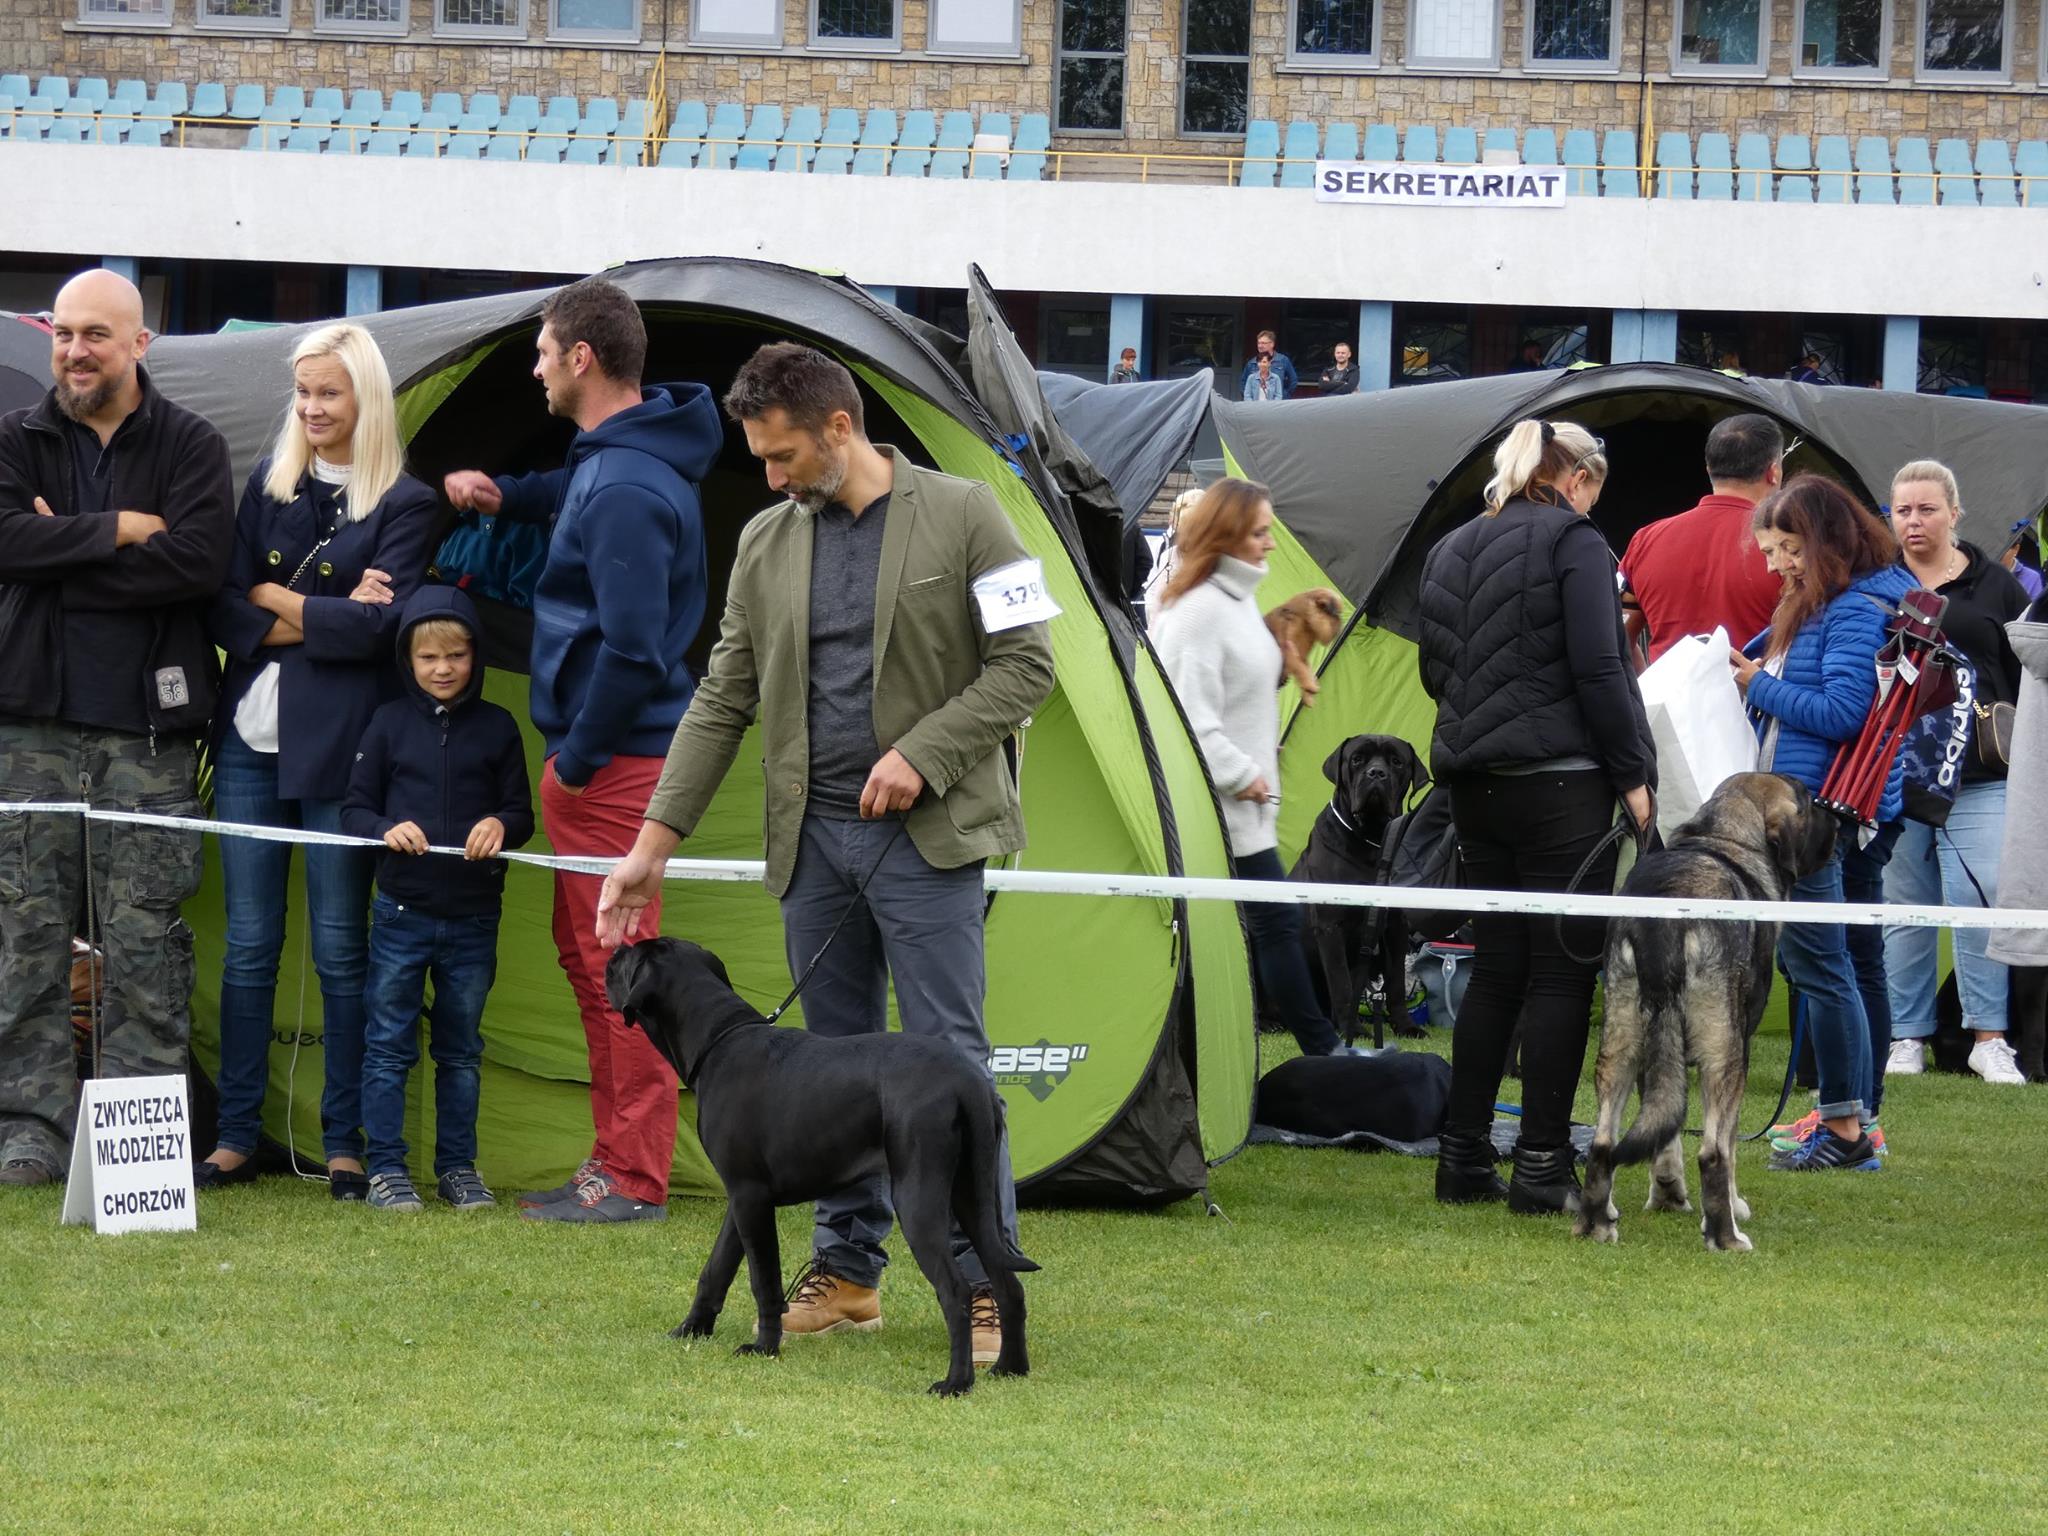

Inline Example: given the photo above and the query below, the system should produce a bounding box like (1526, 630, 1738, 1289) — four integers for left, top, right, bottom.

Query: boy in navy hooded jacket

(342, 585, 533, 1211)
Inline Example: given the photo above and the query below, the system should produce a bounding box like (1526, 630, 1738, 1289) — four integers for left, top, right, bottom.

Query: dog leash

(762, 819, 909, 1025)
(1557, 793, 1656, 966)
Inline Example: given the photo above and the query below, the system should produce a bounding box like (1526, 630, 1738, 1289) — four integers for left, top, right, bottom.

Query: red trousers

(542, 754, 678, 1205)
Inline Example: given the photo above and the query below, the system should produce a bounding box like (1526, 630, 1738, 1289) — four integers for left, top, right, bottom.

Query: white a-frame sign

(61, 1074, 198, 1234)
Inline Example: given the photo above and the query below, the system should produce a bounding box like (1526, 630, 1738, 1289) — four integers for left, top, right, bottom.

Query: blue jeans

(1884, 780, 2009, 1039)
(1778, 846, 1871, 1122)
(213, 728, 373, 1160)
(1843, 822, 1898, 1116)
(360, 895, 499, 1178)
(780, 814, 1015, 1290)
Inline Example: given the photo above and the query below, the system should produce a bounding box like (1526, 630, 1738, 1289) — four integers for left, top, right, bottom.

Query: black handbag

(1973, 699, 2015, 774)
(1375, 785, 1468, 943)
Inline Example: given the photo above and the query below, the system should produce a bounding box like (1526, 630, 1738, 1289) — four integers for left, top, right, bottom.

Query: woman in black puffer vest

(1417, 419, 1655, 1213)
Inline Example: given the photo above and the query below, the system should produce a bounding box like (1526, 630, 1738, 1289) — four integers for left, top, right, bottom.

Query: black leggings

(1233, 846, 1341, 1057)
(1446, 771, 1618, 1148)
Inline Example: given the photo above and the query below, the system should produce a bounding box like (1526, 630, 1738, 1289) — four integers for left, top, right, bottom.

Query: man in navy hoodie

(342, 586, 533, 1212)
(443, 276, 720, 1223)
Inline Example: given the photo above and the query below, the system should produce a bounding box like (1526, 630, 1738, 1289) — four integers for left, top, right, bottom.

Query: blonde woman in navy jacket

(197, 323, 438, 1195)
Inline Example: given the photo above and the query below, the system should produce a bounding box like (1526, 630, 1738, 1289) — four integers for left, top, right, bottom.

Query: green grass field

(5, 1025, 2045, 1535)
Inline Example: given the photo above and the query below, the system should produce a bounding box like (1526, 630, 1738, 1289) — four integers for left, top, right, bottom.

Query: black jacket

(209, 459, 440, 801)
(341, 586, 534, 917)
(1318, 362, 1360, 395)
(1417, 492, 1655, 793)
(0, 368, 234, 735)
(1912, 540, 2030, 785)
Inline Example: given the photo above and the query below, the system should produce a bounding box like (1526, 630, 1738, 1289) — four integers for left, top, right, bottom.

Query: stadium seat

(564, 138, 604, 165)
(416, 111, 453, 135)
(507, 93, 540, 126)
(700, 101, 744, 170)
(298, 107, 335, 146)
(1323, 121, 1359, 162)
(484, 131, 524, 161)
(622, 99, 649, 138)
(59, 98, 100, 127)
(310, 87, 345, 115)
(229, 84, 266, 121)
(735, 103, 784, 171)
(190, 82, 226, 119)
(431, 92, 466, 122)
(113, 79, 148, 107)
(851, 107, 898, 176)
(1655, 131, 1693, 198)
(1442, 126, 1478, 165)
(1975, 139, 2018, 206)
(776, 105, 823, 172)
(1895, 137, 1935, 205)
(1816, 135, 1852, 204)
(245, 120, 288, 151)
(75, 78, 110, 107)
(125, 117, 167, 147)
(545, 95, 579, 124)
(367, 127, 408, 156)
(0, 74, 29, 104)
(1934, 138, 1978, 205)
(389, 90, 424, 125)
(1402, 124, 1438, 163)
(928, 110, 974, 178)
(523, 119, 568, 162)
(46, 118, 87, 144)
(1363, 123, 1399, 162)
(14, 111, 54, 142)
(1010, 111, 1049, 180)
(2017, 140, 2048, 205)
(583, 97, 621, 134)
(1482, 126, 1518, 160)
(892, 108, 937, 177)
(968, 111, 1010, 180)
(401, 130, 442, 159)
(284, 126, 323, 154)
(447, 134, 486, 160)
(99, 102, 136, 143)
(1601, 130, 1639, 197)
(1278, 119, 1318, 187)
(1854, 134, 1894, 204)
(351, 88, 385, 118)
(34, 77, 69, 108)
(811, 107, 860, 175)
(658, 99, 707, 167)
(1774, 135, 1813, 203)
(270, 86, 306, 121)
(467, 92, 503, 129)
(1560, 129, 1597, 195)
(1735, 132, 1772, 201)
(1239, 119, 1279, 186)
(333, 107, 376, 151)
(375, 109, 414, 133)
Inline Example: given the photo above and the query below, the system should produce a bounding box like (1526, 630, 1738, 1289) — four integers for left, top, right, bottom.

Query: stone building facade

(10, 0, 2048, 163)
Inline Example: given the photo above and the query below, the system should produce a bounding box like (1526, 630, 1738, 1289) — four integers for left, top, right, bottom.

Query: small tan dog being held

(1264, 589, 1344, 701)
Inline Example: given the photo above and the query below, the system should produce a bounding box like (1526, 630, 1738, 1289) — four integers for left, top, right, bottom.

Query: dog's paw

(987, 1361, 1030, 1380)
(1571, 1215, 1618, 1243)
(1645, 1182, 1692, 1214)
(1732, 1194, 1752, 1222)
(1704, 1228, 1754, 1254)
(733, 1340, 780, 1358)
(927, 1376, 975, 1398)
(670, 1311, 717, 1340)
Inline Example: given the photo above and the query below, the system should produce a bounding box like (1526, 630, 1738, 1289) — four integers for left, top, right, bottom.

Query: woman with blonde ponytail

(199, 322, 439, 1195)
(1416, 418, 1653, 1214)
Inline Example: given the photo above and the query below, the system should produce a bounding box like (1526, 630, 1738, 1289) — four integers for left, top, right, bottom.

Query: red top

(1620, 494, 1783, 664)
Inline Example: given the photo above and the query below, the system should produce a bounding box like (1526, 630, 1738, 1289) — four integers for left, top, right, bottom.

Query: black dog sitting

(1288, 734, 1429, 1039)
(606, 937, 1035, 1397)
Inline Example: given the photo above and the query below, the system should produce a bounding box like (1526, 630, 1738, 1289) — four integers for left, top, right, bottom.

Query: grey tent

(0, 313, 52, 415)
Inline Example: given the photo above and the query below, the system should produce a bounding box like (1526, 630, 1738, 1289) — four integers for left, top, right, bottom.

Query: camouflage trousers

(0, 719, 204, 1169)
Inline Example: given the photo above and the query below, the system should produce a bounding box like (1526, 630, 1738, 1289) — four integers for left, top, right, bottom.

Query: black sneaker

(517, 1157, 601, 1210)
(521, 1171, 666, 1223)
(437, 1167, 496, 1210)
(1767, 1125, 1882, 1172)
(329, 1168, 371, 1203)
(366, 1171, 426, 1211)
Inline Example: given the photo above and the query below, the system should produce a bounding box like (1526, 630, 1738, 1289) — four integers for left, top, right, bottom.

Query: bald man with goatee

(0, 269, 234, 1186)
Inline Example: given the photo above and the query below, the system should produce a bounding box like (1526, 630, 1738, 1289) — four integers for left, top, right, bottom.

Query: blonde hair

(1166, 487, 1203, 540)
(407, 617, 473, 654)
(1482, 419, 1608, 515)
(264, 323, 404, 522)
(1161, 478, 1271, 607)
(1892, 459, 1963, 521)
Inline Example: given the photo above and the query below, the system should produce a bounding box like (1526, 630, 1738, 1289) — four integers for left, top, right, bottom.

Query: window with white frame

(78, 0, 172, 23)
(1920, 0, 2009, 78)
(552, 0, 639, 39)
(1526, 0, 1617, 67)
(1407, 0, 1498, 68)
(928, 0, 1021, 53)
(197, 0, 289, 27)
(1288, 0, 1380, 66)
(1058, 0, 1126, 131)
(1795, 0, 1887, 73)
(437, 0, 525, 33)
(1182, 0, 1251, 135)
(811, 0, 899, 48)
(316, 0, 408, 34)
(1672, 0, 1767, 73)
(690, 0, 780, 45)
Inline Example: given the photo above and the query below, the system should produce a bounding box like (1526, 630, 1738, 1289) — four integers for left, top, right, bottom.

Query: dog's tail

(1610, 965, 1690, 1165)
(962, 1084, 1040, 1274)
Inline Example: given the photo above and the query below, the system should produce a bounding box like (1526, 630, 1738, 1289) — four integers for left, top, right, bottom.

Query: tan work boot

(779, 1260, 882, 1336)
(970, 1285, 1000, 1368)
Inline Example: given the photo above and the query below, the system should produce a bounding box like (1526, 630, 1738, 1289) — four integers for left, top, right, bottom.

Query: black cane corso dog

(606, 937, 1036, 1397)
(1289, 734, 1429, 1036)
(1574, 773, 1838, 1253)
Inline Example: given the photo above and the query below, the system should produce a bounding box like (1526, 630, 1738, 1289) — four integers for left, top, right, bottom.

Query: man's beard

(544, 376, 580, 420)
(56, 370, 117, 421)
(789, 453, 847, 515)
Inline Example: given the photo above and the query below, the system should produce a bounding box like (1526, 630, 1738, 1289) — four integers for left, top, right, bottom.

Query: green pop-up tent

(144, 258, 1254, 1204)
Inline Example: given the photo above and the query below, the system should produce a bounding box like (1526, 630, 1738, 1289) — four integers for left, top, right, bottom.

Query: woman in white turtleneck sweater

(1153, 479, 1344, 1058)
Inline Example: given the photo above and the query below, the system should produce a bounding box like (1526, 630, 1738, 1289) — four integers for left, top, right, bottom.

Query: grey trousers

(780, 812, 1017, 1289)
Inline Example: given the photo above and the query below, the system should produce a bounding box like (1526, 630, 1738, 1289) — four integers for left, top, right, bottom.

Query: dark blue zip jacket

(491, 383, 721, 786)
(341, 585, 534, 917)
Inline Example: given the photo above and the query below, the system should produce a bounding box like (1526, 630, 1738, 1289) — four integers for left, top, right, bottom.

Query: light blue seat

(46, 118, 87, 144)
(34, 76, 70, 107)
(526, 119, 571, 162)
(1935, 138, 1978, 205)
(1278, 118, 1319, 189)
(125, 117, 167, 147)
(1775, 134, 1813, 203)
(852, 108, 898, 176)
(1735, 132, 1773, 201)
(1402, 124, 1437, 163)
(1363, 123, 1399, 162)
(350, 88, 385, 117)
(811, 107, 860, 174)
(229, 84, 266, 120)
(283, 126, 323, 154)
(310, 87, 345, 115)
(59, 98, 100, 125)
(246, 120, 289, 151)
(485, 131, 525, 161)
(1601, 130, 1638, 197)
(892, 108, 937, 177)
(734, 103, 783, 171)
(928, 109, 974, 177)
(416, 111, 452, 135)
(298, 106, 335, 145)
(507, 93, 540, 125)
(450, 112, 492, 153)
(467, 92, 503, 129)
(1816, 135, 1852, 203)
(75, 78, 110, 107)
(0, 74, 29, 103)
(1895, 137, 1935, 205)
(700, 101, 744, 169)
(776, 105, 822, 171)
(367, 126, 408, 155)
(431, 92, 465, 122)
(1655, 131, 1692, 198)
(1442, 126, 1478, 165)
(401, 130, 442, 158)
(445, 133, 484, 160)
(1323, 121, 1359, 162)
(268, 86, 304, 121)
(2017, 140, 2048, 205)
(622, 99, 648, 137)
(659, 100, 707, 167)
(14, 111, 54, 142)
(545, 95, 579, 124)
(1010, 111, 1049, 180)
(388, 90, 424, 125)
(564, 138, 604, 165)
(969, 110, 1011, 180)
(1855, 134, 1894, 204)
(191, 82, 226, 119)
(113, 78, 149, 106)
(99, 102, 137, 143)
(1239, 118, 1279, 186)
(582, 97, 621, 134)
(333, 106, 376, 151)
(149, 81, 186, 120)
(1975, 139, 2018, 207)
(1560, 128, 1597, 195)
(376, 109, 414, 132)
(1482, 126, 1517, 160)
(606, 126, 644, 167)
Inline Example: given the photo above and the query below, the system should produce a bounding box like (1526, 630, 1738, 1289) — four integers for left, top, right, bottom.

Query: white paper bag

(1636, 626, 1760, 842)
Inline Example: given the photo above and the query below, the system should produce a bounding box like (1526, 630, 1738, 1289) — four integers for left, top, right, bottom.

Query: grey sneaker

(521, 1172, 666, 1224)
(0, 1156, 62, 1187)
(437, 1167, 496, 1210)
(366, 1171, 425, 1211)
(517, 1157, 601, 1210)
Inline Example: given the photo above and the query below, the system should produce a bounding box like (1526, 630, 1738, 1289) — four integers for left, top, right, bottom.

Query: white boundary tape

(9, 799, 2044, 934)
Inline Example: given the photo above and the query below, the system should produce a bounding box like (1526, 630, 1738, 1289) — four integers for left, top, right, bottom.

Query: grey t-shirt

(806, 493, 890, 817)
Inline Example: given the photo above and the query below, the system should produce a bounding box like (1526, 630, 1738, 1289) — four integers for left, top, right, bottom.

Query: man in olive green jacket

(597, 343, 1054, 1358)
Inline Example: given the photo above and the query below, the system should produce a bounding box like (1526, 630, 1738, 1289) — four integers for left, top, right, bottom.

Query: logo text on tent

(990, 1041, 1089, 1102)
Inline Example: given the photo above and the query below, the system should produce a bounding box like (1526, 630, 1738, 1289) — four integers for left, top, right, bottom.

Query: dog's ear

(1322, 740, 1350, 785)
(612, 945, 659, 1028)
(1763, 781, 1834, 892)
(699, 947, 733, 991)
(1398, 739, 1430, 798)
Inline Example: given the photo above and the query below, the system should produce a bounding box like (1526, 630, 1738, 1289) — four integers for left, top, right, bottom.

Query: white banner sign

(61, 1075, 197, 1235)
(1313, 160, 1568, 209)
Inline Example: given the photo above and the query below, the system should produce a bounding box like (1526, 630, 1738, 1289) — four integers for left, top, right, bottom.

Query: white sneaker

(1885, 1038, 1926, 1076)
(1967, 1037, 2027, 1085)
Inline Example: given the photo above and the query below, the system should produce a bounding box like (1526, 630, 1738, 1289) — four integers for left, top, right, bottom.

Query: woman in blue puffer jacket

(1731, 475, 1912, 1173)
